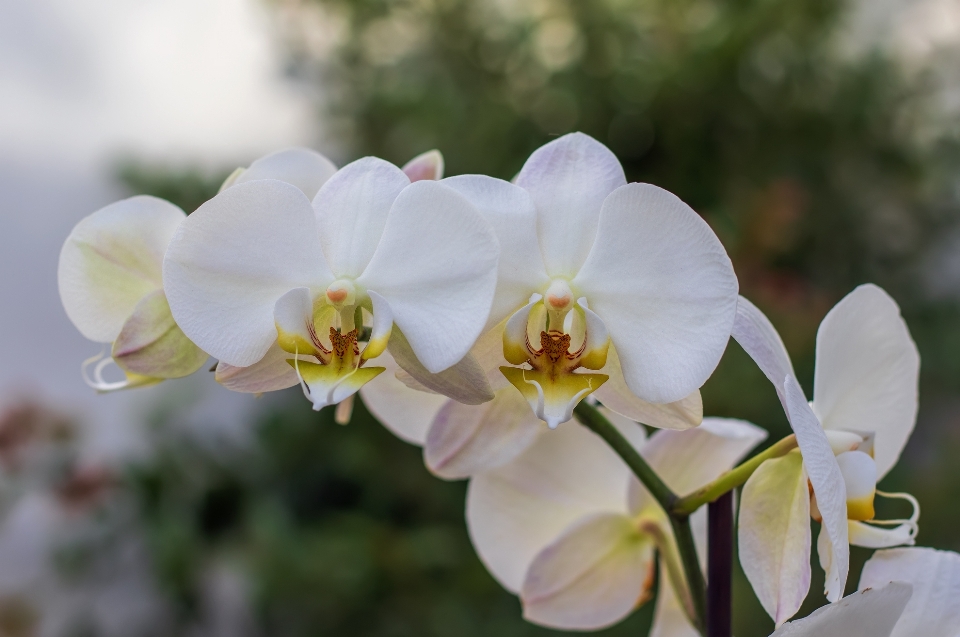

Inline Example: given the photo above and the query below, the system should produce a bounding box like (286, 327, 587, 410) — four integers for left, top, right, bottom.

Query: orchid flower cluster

(58, 133, 957, 635)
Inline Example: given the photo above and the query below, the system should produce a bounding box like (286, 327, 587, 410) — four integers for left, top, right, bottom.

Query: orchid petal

(739, 451, 812, 625)
(572, 183, 738, 404)
(500, 366, 608, 429)
(520, 513, 655, 631)
(784, 375, 849, 602)
(163, 180, 333, 367)
(770, 583, 912, 637)
(515, 132, 626, 278)
(731, 295, 796, 410)
(503, 295, 541, 365)
(594, 347, 703, 431)
(111, 289, 208, 379)
(362, 291, 393, 360)
(387, 329, 493, 405)
(359, 351, 448, 445)
(291, 359, 385, 411)
(848, 521, 916, 549)
(860, 547, 960, 636)
(424, 389, 542, 479)
(442, 175, 550, 328)
(836, 450, 877, 521)
(401, 149, 445, 182)
(643, 417, 768, 496)
(274, 287, 321, 356)
(466, 420, 631, 592)
(812, 284, 920, 478)
(59, 195, 184, 343)
(357, 180, 500, 373)
(233, 147, 338, 199)
(576, 298, 610, 370)
(215, 342, 309, 393)
(313, 157, 410, 279)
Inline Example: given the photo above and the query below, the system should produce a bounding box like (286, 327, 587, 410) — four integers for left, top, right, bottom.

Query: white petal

(111, 289, 208, 379)
(362, 290, 393, 360)
(59, 195, 184, 342)
(738, 452, 812, 626)
(215, 341, 305, 393)
(313, 156, 410, 279)
(783, 376, 849, 603)
(847, 521, 916, 549)
(515, 132, 626, 278)
(731, 295, 796, 410)
(642, 417, 768, 496)
(388, 328, 494, 405)
(594, 347, 703, 430)
(442, 175, 551, 328)
(358, 180, 500, 373)
(770, 583, 912, 637)
(273, 287, 318, 355)
(234, 147, 338, 199)
(649, 564, 699, 637)
(163, 180, 333, 366)
(572, 183, 739, 404)
(466, 420, 631, 592)
(860, 547, 960, 636)
(424, 388, 543, 479)
(812, 284, 919, 478)
(520, 513, 654, 631)
(836, 450, 877, 520)
(359, 350, 448, 445)
(401, 149, 445, 182)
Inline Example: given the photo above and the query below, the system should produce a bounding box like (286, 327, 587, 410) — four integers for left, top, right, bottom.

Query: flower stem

(672, 434, 798, 516)
(707, 492, 734, 637)
(572, 401, 675, 511)
(572, 401, 706, 633)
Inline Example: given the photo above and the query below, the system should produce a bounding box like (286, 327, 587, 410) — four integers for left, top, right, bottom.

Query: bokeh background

(2, 0, 960, 635)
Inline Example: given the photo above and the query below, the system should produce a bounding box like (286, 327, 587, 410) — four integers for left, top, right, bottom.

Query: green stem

(672, 434, 798, 516)
(572, 401, 676, 512)
(573, 401, 706, 632)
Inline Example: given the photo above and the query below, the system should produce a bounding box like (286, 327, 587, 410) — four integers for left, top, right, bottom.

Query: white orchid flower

(423, 132, 738, 430)
(58, 196, 208, 392)
(218, 147, 339, 199)
(732, 284, 920, 625)
(163, 155, 500, 412)
(465, 414, 765, 631)
(859, 547, 960, 636)
(768, 583, 912, 637)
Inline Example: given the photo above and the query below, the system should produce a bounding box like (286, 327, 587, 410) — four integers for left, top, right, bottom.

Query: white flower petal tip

(731, 295, 795, 408)
(59, 195, 186, 343)
(860, 547, 960, 635)
(519, 514, 655, 631)
(501, 367, 608, 429)
(81, 351, 162, 393)
(231, 147, 338, 199)
(111, 290, 208, 380)
(848, 491, 920, 549)
(289, 358, 385, 412)
(214, 343, 305, 394)
(401, 149, 445, 182)
(388, 329, 494, 405)
(813, 283, 920, 479)
(516, 132, 626, 278)
(769, 582, 912, 637)
(423, 389, 542, 479)
(783, 375, 849, 603)
(739, 451, 812, 625)
(572, 182, 739, 404)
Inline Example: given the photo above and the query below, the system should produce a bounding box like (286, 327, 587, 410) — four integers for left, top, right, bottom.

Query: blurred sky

(0, 0, 958, 463)
(0, 0, 316, 462)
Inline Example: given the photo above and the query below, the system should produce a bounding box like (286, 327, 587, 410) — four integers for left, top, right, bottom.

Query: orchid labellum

(732, 284, 920, 625)
(58, 196, 208, 391)
(163, 156, 500, 412)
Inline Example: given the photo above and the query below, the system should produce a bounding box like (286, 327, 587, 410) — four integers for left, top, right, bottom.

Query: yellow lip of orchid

(500, 292, 610, 428)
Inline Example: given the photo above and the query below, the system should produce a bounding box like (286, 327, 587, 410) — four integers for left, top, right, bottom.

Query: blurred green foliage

(114, 0, 960, 635)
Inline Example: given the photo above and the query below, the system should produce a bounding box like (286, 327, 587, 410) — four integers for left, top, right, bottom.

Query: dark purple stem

(707, 491, 733, 637)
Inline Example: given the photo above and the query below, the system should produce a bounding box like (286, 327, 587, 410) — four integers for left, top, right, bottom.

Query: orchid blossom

(732, 285, 920, 625)
(768, 583, 912, 637)
(163, 155, 500, 412)
(465, 413, 765, 631)
(859, 547, 960, 636)
(58, 196, 208, 392)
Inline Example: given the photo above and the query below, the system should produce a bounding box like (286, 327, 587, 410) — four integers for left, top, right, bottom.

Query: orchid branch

(672, 434, 798, 516)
